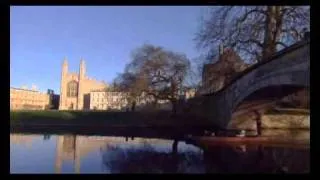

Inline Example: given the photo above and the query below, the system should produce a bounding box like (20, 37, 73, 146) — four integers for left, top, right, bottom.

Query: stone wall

(262, 114, 310, 129)
(228, 113, 310, 130)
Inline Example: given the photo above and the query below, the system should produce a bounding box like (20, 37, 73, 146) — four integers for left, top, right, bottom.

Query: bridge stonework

(200, 41, 310, 129)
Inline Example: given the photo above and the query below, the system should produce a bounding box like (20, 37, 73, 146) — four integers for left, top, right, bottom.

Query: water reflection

(53, 135, 202, 173)
(10, 133, 309, 174)
(10, 134, 38, 148)
(43, 134, 51, 141)
(202, 145, 309, 173)
(102, 140, 204, 173)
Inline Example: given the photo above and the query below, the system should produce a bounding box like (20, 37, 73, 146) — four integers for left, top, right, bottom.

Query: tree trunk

(154, 98, 158, 109)
(170, 79, 178, 115)
(131, 101, 136, 112)
(172, 99, 177, 115)
(172, 140, 178, 155)
(254, 111, 262, 136)
(262, 6, 278, 61)
(171, 140, 179, 173)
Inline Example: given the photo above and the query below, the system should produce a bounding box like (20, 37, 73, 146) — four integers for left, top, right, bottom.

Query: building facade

(59, 58, 108, 110)
(90, 91, 129, 111)
(201, 47, 250, 94)
(47, 89, 60, 109)
(10, 87, 50, 110)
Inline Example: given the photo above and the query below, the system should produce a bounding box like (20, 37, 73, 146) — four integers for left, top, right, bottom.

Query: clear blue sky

(10, 6, 207, 93)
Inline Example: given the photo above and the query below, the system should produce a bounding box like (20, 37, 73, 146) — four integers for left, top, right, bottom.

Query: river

(10, 130, 309, 174)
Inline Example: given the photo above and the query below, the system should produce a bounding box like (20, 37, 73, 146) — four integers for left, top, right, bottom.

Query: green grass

(10, 110, 214, 127)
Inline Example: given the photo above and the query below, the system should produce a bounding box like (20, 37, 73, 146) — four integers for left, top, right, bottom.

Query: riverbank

(187, 131, 310, 150)
(10, 110, 216, 130)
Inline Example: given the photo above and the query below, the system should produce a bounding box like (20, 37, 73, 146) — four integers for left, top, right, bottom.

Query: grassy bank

(10, 110, 214, 127)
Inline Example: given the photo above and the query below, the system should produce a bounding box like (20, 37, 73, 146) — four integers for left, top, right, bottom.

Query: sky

(10, 6, 208, 93)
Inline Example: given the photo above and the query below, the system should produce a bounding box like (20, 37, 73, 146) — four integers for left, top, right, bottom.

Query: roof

(10, 87, 39, 92)
(90, 90, 128, 93)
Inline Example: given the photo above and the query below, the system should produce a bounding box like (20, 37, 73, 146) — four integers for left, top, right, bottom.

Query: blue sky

(10, 6, 207, 93)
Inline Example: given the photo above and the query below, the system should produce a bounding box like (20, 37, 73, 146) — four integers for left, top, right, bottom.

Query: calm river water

(10, 131, 309, 174)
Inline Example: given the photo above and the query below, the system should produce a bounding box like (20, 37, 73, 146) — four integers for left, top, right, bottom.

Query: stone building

(89, 91, 129, 111)
(59, 58, 108, 110)
(10, 86, 50, 110)
(47, 89, 60, 109)
(201, 46, 250, 94)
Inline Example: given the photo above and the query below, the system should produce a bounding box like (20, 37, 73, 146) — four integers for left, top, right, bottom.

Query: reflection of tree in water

(43, 134, 51, 140)
(101, 141, 204, 173)
(203, 145, 309, 173)
(270, 147, 309, 173)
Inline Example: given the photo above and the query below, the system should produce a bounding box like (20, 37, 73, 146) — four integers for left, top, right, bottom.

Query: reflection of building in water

(55, 135, 120, 173)
(55, 135, 77, 173)
(54, 135, 176, 173)
(10, 134, 38, 147)
(62, 136, 76, 160)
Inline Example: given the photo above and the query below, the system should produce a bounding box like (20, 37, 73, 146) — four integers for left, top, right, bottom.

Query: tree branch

(238, 38, 264, 48)
(275, 41, 288, 48)
(238, 8, 267, 24)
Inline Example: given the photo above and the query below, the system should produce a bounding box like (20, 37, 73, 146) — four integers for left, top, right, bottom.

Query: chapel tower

(59, 58, 68, 110)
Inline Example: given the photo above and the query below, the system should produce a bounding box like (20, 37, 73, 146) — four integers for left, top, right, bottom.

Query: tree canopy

(195, 6, 310, 63)
(114, 44, 191, 113)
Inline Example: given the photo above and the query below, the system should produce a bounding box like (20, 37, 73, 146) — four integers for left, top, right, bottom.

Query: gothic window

(67, 81, 78, 97)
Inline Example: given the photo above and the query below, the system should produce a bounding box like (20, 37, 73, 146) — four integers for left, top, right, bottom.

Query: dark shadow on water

(100, 139, 309, 173)
(202, 144, 309, 173)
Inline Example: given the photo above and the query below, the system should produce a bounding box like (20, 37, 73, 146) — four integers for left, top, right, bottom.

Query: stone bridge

(188, 39, 310, 129)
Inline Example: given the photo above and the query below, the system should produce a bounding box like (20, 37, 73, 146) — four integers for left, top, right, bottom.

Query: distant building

(201, 46, 250, 94)
(90, 91, 129, 111)
(178, 88, 196, 101)
(10, 86, 50, 110)
(184, 88, 196, 100)
(59, 58, 108, 110)
(47, 89, 60, 110)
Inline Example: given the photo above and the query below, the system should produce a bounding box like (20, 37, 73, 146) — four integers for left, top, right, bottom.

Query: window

(67, 81, 78, 97)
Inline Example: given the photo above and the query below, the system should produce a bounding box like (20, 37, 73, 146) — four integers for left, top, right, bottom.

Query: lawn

(10, 110, 214, 127)
(10, 110, 217, 137)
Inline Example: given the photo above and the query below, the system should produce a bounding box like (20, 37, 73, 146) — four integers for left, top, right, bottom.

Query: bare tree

(195, 6, 310, 63)
(116, 44, 191, 114)
(113, 72, 140, 111)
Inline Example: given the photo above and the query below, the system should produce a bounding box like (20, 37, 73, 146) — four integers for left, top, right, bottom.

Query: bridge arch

(231, 69, 309, 114)
(204, 40, 309, 129)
